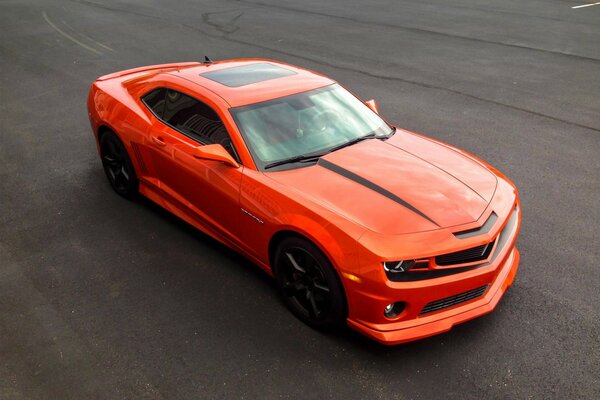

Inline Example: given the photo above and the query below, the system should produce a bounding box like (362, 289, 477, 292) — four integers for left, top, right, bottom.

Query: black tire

(273, 236, 347, 330)
(100, 130, 138, 199)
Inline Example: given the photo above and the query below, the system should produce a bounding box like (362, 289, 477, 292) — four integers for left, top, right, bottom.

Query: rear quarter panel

(87, 76, 156, 178)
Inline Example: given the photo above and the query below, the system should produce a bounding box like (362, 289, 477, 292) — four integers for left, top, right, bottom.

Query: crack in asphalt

(233, 0, 600, 64)
(201, 9, 245, 35)
(68, 0, 600, 134)
(237, 0, 573, 24)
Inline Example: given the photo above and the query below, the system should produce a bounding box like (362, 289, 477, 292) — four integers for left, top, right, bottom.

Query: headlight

(383, 260, 416, 273)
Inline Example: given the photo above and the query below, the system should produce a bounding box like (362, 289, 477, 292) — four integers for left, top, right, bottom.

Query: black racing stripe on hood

(318, 158, 439, 226)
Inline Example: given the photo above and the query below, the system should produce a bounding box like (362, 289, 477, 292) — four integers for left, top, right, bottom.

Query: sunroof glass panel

(200, 63, 296, 87)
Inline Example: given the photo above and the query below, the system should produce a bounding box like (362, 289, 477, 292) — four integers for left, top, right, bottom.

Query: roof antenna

(204, 56, 213, 64)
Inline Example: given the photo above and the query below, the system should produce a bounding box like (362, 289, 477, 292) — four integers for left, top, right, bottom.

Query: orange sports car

(87, 58, 520, 345)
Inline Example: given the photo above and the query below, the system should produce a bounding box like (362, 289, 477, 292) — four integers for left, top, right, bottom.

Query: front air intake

(420, 285, 489, 315)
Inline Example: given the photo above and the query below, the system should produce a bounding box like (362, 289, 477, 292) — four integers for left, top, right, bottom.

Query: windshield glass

(230, 84, 392, 170)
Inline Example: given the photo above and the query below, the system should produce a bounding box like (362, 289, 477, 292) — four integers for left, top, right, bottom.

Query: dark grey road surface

(1, 0, 599, 398)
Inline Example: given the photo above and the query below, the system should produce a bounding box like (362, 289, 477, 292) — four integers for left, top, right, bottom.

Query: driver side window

(142, 88, 238, 160)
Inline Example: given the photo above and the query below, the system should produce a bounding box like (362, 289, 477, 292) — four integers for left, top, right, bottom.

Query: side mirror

(365, 99, 379, 114)
(191, 144, 240, 168)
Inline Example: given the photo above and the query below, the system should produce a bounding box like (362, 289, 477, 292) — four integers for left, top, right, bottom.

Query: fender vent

(130, 143, 147, 173)
(420, 285, 489, 315)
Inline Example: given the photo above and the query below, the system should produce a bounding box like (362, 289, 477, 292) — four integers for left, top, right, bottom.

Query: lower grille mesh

(420, 285, 489, 315)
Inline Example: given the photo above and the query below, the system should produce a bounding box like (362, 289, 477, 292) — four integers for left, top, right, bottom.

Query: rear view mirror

(365, 99, 379, 114)
(191, 144, 239, 168)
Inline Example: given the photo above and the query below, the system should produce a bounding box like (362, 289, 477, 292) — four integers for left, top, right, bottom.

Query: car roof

(164, 59, 335, 108)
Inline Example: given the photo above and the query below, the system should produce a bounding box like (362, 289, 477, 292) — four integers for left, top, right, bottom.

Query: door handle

(151, 135, 166, 146)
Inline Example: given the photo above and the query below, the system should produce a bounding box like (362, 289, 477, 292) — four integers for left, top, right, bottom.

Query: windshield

(230, 84, 393, 170)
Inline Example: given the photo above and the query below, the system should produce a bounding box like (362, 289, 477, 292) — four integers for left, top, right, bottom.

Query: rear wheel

(100, 131, 138, 199)
(274, 236, 346, 330)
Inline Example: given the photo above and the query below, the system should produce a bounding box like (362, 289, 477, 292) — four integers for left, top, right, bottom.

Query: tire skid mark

(42, 11, 103, 55)
(59, 17, 115, 52)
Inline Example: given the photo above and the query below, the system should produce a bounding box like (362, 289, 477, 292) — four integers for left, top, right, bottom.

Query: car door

(143, 88, 243, 244)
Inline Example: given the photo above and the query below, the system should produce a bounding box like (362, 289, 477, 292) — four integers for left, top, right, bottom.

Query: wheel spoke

(103, 154, 119, 167)
(285, 252, 306, 274)
(313, 282, 330, 294)
(106, 166, 116, 181)
(306, 291, 320, 318)
(120, 165, 129, 181)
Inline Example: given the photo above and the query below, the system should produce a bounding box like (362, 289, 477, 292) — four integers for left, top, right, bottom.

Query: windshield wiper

(263, 131, 386, 170)
(264, 153, 325, 170)
(325, 132, 378, 154)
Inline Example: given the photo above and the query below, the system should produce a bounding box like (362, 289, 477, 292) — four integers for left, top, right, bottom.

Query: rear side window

(142, 88, 237, 159)
(141, 88, 166, 117)
(163, 89, 222, 138)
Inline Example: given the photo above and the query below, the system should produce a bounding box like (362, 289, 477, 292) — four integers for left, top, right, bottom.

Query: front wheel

(273, 236, 347, 330)
(100, 130, 138, 199)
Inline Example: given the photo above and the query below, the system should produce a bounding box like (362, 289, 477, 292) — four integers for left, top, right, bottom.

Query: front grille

(435, 239, 495, 266)
(386, 206, 518, 282)
(420, 285, 489, 315)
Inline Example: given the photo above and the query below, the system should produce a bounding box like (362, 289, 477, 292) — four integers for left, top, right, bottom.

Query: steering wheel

(307, 109, 344, 135)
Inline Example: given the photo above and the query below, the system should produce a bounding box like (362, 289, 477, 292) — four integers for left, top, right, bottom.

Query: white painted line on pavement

(572, 2, 600, 9)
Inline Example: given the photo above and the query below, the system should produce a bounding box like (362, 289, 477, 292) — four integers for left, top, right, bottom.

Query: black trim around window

(140, 87, 241, 163)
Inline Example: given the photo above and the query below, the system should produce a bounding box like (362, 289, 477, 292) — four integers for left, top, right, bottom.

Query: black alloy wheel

(274, 236, 346, 330)
(100, 131, 138, 198)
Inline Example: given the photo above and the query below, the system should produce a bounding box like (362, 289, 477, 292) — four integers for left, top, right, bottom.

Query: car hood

(267, 132, 498, 235)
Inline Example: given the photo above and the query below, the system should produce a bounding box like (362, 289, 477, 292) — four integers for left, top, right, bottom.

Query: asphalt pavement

(1, 0, 599, 398)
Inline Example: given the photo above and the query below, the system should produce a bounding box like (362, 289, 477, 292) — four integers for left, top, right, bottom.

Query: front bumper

(347, 246, 519, 345)
(345, 203, 521, 345)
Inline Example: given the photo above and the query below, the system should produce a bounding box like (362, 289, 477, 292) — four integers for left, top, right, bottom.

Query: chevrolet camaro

(87, 58, 521, 345)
